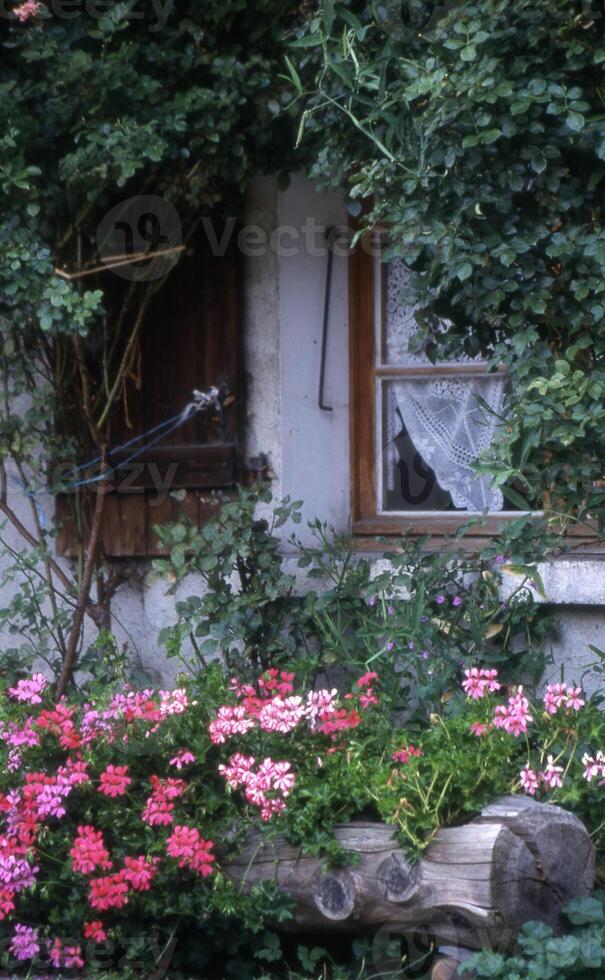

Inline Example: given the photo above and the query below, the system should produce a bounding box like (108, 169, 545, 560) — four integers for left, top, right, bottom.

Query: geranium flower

(0, 887, 16, 921)
(83, 921, 107, 943)
(9, 924, 39, 961)
(169, 750, 196, 770)
(0, 854, 39, 892)
(493, 687, 532, 737)
(13, 0, 42, 22)
(542, 756, 564, 789)
(88, 873, 129, 911)
(462, 668, 501, 700)
(208, 705, 255, 744)
(566, 687, 585, 711)
(520, 765, 540, 796)
(582, 750, 605, 783)
(122, 856, 158, 892)
(70, 826, 112, 876)
(258, 696, 304, 734)
(391, 745, 423, 764)
(98, 765, 132, 798)
(8, 673, 48, 704)
(49, 938, 84, 970)
(544, 683, 569, 715)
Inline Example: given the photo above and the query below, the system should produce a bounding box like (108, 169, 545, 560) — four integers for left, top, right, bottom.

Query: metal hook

(318, 228, 334, 412)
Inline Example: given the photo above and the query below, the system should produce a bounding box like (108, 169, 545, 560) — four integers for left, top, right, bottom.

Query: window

(56, 221, 241, 558)
(350, 237, 518, 543)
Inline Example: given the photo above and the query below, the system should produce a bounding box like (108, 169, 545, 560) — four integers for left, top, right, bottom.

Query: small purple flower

(368, 595, 376, 607)
(420, 615, 429, 624)
(387, 605, 395, 616)
(421, 650, 430, 660)
(494, 555, 506, 564)
(452, 596, 463, 607)
(435, 595, 445, 605)
(386, 641, 394, 652)
(408, 641, 415, 650)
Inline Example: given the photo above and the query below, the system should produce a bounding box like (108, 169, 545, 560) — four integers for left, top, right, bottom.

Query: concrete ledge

(501, 561, 605, 607)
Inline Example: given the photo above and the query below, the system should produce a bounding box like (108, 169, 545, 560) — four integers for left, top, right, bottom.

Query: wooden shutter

(56, 222, 241, 558)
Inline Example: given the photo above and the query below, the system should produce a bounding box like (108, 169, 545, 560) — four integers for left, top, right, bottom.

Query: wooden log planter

(223, 796, 595, 955)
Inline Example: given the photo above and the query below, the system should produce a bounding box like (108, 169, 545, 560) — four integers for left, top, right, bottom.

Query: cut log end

(312, 868, 356, 921)
(377, 854, 419, 903)
(430, 958, 463, 980)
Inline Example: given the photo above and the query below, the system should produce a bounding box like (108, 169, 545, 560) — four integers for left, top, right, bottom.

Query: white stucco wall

(2, 173, 605, 687)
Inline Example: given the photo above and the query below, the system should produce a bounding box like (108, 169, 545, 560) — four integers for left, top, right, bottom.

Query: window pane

(379, 256, 506, 514)
(381, 257, 476, 367)
(380, 378, 506, 514)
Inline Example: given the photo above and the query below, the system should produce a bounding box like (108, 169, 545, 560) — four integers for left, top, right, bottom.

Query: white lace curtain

(385, 260, 505, 512)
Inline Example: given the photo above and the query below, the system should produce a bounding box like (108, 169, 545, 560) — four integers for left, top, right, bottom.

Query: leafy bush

(461, 893, 605, 979)
(155, 486, 557, 724)
(293, 0, 605, 527)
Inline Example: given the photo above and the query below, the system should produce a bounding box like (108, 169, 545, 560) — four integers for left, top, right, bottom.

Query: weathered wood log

(223, 796, 595, 951)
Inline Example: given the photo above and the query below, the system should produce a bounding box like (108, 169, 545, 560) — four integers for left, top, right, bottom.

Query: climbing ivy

(294, 0, 605, 529)
(0, 0, 300, 690)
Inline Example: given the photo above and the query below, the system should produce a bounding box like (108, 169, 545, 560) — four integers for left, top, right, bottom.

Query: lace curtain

(385, 260, 505, 512)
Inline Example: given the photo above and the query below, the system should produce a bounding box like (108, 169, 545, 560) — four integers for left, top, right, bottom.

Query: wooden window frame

(349, 237, 597, 551)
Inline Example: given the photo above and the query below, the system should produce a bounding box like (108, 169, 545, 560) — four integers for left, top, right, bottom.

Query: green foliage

(3, 647, 605, 976)
(1, 0, 297, 338)
(461, 892, 605, 978)
(0, 0, 300, 689)
(294, 0, 605, 527)
(155, 487, 557, 722)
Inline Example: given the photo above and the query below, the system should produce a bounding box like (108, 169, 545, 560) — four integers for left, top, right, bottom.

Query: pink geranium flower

(544, 682, 585, 715)
(13, 1, 42, 22)
(98, 765, 132, 798)
(83, 920, 107, 943)
(520, 765, 540, 796)
(493, 687, 533, 737)
(462, 668, 500, 700)
(122, 855, 158, 892)
(169, 750, 196, 770)
(542, 756, 564, 789)
(88, 873, 129, 911)
(70, 826, 112, 876)
(8, 673, 48, 704)
(49, 938, 84, 970)
(582, 750, 605, 783)
(166, 826, 215, 877)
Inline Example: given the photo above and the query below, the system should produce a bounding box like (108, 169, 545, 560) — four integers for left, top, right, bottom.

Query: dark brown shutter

(56, 221, 241, 558)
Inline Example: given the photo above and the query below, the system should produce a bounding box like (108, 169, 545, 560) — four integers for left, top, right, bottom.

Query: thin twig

(56, 471, 107, 697)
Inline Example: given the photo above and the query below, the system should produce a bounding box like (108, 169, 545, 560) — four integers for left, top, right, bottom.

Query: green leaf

(566, 111, 585, 132)
(291, 33, 322, 47)
(323, 0, 334, 35)
(455, 261, 473, 281)
(565, 896, 605, 925)
(501, 486, 531, 510)
(284, 55, 302, 95)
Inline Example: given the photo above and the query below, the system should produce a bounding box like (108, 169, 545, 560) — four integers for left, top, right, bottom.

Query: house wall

(1, 174, 605, 688)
